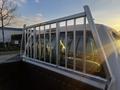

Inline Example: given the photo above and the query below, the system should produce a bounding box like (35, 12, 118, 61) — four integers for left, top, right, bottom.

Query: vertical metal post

(65, 21, 68, 68)
(30, 29, 32, 57)
(33, 27, 36, 58)
(39, 26, 41, 60)
(49, 24, 52, 63)
(27, 29, 29, 57)
(73, 19, 76, 70)
(35, 27, 38, 58)
(28, 30, 30, 57)
(29, 29, 31, 57)
(83, 17, 86, 73)
(56, 23, 60, 66)
(24, 24, 27, 56)
(44, 25, 46, 61)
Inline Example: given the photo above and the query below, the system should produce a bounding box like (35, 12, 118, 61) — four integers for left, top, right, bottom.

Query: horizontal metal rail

(25, 12, 86, 29)
(23, 56, 107, 90)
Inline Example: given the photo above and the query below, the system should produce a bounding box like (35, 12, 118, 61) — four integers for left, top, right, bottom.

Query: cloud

(11, 0, 40, 5)
(0, 0, 40, 7)
(10, 13, 44, 28)
(35, 0, 40, 3)
(0, 0, 43, 27)
(8, 0, 27, 7)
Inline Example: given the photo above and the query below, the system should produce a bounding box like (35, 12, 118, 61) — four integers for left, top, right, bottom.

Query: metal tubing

(73, 19, 76, 70)
(24, 25, 27, 56)
(25, 12, 85, 29)
(27, 29, 29, 57)
(30, 29, 32, 57)
(83, 17, 86, 73)
(65, 21, 68, 68)
(33, 27, 36, 58)
(44, 26, 46, 61)
(56, 23, 60, 66)
(39, 26, 41, 60)
(49, 25, 52, 63)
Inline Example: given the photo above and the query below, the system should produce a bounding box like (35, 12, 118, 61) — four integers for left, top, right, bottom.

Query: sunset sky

(10, 0, 120, 31)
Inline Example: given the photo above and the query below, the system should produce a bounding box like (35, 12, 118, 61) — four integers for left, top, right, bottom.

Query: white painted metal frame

(38, 26, 41, 60)
(27, 29, 29, 57)
(65, 21, 68, 68)
(24, 26, 27, 56)
(49, 25, 52, 63)
(43, 26, 46, 61)
(73, 19, 76, 70)
(21, 5, 114, 90)
(56, 23, 60, 65)
(84, 6, 114, 88)
(29, 29, 32, 57)
(83, 17, 86, 73)
(33, 27, 36, 58)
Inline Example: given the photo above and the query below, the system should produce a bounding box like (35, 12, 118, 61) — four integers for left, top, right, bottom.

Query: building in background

(0, 27, 22, 43)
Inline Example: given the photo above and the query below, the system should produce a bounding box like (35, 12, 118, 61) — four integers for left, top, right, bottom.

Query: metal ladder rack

(20, 5, 113, 90)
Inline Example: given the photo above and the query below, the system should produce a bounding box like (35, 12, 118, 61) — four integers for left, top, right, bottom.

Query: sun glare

(113, 24, 120, 32)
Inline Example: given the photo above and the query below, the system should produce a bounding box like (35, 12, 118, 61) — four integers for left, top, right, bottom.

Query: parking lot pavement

(0, 54, 19, 63)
